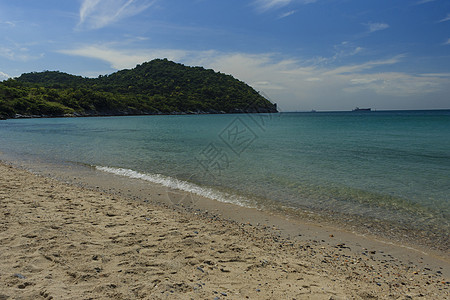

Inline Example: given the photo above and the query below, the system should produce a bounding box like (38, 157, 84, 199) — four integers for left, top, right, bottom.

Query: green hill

(0, 59, 277, 119)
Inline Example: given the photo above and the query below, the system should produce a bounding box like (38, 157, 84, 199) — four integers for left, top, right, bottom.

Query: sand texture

(0, 162, 448, 299)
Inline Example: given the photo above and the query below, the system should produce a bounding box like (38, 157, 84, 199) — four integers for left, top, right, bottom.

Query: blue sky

(1, 0, 449, 111)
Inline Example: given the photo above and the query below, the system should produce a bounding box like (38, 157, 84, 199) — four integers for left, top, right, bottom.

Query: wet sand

(0, 161, 449, 299)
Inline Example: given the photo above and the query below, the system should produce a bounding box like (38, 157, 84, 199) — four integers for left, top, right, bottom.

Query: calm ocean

(1, 110, 449, 248)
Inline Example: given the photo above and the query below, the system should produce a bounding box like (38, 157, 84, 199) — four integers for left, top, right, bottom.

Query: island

(0, 59, 277, 119)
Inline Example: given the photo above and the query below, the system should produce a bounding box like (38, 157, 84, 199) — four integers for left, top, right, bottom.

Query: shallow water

(1, 110, 449, 248)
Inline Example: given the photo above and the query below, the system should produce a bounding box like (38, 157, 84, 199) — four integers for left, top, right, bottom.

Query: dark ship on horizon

(352, 107, 372, 112)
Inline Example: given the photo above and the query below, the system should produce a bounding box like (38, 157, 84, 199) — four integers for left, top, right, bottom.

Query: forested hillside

(0, 59, 277, 119)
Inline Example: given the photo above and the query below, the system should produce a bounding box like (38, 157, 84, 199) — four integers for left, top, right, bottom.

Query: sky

(1, 0, 449, 111)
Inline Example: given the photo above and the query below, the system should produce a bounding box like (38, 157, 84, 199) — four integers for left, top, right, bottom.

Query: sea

(1, 110, 449, 250)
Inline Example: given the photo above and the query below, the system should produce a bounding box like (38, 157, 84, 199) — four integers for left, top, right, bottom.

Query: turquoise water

(1, 111, 449, 246)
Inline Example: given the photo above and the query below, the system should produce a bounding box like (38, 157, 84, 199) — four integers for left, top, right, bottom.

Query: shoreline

(92, 165, 450, 262)
(1, 159, 449, 298)
(1, 108, 449, 120)
(5, 154, 449, 262)
(0, 108, 279, 121)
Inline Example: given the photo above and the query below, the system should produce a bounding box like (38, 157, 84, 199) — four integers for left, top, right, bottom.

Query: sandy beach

(0, 161, 448, 299)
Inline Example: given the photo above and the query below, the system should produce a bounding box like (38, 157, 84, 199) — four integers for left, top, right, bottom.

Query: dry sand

(0, 162, 448, 299)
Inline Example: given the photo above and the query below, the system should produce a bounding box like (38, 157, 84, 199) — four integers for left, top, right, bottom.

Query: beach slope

(0, 162, 448, 299)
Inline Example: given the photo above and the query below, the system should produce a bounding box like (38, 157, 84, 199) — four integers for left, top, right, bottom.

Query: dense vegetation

(0, 59, 277, 119)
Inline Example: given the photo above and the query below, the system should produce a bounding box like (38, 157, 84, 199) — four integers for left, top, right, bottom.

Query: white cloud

(0, 71, 10, 81)
(278, 10, 297, 19)
(79, 0, 102, 25)
(349, 78, 379, 85)
(1, 21, 16, 27)
(415, 0, 437, 4)
(251, 81, 285, 90)
(305, 77, 322, 82)
(77, 0, 155, 30)
(352, 47, 364, 55)
(323, 55, 404, 75)
(420, 73, 450, 77)
(438, 13, 450, 23)
(0, 46, 44, 62)
(254, 0, 293, 11)
(331, 42, 364, 62)
(344, 72, 443, 97)
(444, 38, 450, 45)
(253, 0, 317, 12)
(367, 22, 389, 33)
(58, 45, 188, 70)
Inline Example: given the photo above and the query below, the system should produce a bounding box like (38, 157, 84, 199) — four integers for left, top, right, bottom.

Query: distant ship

(352, 107, 371, 112)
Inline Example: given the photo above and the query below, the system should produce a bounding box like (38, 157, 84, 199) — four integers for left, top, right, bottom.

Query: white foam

(95, 166, 254, 208)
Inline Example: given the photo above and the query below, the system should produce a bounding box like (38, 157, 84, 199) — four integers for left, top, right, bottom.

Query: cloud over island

(58, 44, 449, 110)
